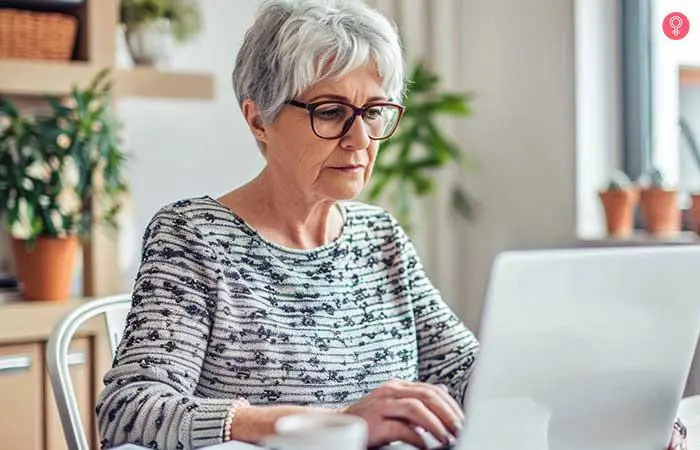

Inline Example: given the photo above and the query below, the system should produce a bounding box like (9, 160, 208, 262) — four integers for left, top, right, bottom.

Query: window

(625, 0, 700, 201)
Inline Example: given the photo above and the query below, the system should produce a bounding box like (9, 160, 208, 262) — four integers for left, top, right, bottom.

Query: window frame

(621, 0, 653, 181)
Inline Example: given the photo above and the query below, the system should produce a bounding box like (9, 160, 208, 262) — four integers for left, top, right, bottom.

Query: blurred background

(0, 0, 699, 447)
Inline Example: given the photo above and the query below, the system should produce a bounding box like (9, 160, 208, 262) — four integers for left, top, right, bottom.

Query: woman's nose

(341, 115, 371, 150)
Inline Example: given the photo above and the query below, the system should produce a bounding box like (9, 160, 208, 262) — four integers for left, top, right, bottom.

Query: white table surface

(115, 444, 263, 450)
(113, 396, 700, 450)
(114, 443, 264, 450)
(113, 442, 422, 450)
(113, 443, 418, 450)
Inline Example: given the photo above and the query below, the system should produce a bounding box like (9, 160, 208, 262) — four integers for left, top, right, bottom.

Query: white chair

(46, 294, 133, 450)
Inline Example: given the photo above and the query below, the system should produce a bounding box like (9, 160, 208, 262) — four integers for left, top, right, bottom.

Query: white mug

(261, 412, 368, 450)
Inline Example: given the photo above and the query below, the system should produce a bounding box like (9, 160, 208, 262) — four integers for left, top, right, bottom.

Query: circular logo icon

(663, 12, 690, 40)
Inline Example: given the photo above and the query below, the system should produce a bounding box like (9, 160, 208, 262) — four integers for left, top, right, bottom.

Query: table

(115, 443, 264, 450)
(113, 397, 700, 450)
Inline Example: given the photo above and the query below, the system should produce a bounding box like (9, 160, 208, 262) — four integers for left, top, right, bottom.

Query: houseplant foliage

(367, 61, 476, 232)
(120, 0, 203, 65)
(0, 69, 128, 300)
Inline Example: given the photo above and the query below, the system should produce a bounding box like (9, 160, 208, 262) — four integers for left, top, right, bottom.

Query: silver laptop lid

(458, 246, 700, 450)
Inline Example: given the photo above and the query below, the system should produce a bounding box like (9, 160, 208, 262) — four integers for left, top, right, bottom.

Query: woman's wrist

(228, 404, 342, 443)
(223, 398, 250, 442)
(227, 404, 273, 443)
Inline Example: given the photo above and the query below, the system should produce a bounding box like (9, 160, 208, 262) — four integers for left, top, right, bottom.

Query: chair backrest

(46, 294, 133, 450)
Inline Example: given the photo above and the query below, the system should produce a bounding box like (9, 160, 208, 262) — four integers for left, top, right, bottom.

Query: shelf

(0, 60, 97, 96)
(114, 67, 215, 100)
(578, 231, 700, 247)
(0, 59, 215, 100)
(680, 66, 700, 87)
(0, 0, 84, 6)
(0, 297, 95, 343)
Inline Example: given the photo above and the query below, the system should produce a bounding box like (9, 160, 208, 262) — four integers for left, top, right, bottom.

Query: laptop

(419, 246, 700, 450)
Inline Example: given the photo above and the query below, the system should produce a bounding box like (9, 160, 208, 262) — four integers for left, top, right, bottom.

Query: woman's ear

(242, 99, 267, 142)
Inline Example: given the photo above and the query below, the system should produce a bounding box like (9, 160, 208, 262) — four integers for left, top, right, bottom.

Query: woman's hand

(341, 379, 464, 449)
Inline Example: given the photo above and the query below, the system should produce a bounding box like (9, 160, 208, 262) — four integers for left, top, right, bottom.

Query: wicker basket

(0, 8, 77, 61)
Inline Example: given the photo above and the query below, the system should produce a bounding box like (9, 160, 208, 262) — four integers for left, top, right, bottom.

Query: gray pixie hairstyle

(232, 0, 406, 124)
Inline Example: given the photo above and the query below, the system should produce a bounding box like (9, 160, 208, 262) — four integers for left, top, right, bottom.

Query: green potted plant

(120, 0, 203, 66)
(638, 168, 680, 236)
(0, 69, 128, 301)
(599, 171, 638, 238)
(367, 61, 475, 232)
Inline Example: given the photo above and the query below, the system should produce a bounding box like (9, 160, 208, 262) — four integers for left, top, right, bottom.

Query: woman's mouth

(330, 165, 364, 173)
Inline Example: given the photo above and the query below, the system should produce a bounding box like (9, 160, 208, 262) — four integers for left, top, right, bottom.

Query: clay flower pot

(11, 236, 79, 301)
(599, 188, 638, 238)
(639, 187, 681, 236)
(690, 194, 700, 235)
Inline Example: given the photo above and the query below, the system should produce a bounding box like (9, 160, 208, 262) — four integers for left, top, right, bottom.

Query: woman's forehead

(301, 63, 386, 100)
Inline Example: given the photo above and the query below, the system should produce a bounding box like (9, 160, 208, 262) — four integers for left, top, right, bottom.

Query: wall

(455, 0, 578, 331)
(116, 0, 265, 282)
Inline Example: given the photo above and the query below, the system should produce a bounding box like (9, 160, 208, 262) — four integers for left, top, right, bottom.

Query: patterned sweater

(96, 196, 480, 449)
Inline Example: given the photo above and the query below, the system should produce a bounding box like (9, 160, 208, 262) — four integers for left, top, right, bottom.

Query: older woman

(95, 0, 689, 449)
(97, 0, 478, 449)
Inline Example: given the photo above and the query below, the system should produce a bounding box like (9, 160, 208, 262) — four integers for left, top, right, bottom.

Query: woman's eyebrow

(306, 94, 389, 103)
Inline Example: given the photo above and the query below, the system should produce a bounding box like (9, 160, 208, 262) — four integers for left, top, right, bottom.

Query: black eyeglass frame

(285, 99, 406, 140)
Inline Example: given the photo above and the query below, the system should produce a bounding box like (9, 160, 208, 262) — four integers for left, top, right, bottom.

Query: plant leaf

(452, 186, 477, 221)
(425, 93, 473, 115)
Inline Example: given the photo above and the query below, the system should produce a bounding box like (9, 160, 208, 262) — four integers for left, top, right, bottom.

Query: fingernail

(454, 420, 463, 430)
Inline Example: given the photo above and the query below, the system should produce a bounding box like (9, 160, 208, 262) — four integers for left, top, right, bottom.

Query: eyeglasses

(285, 99, 405, 140)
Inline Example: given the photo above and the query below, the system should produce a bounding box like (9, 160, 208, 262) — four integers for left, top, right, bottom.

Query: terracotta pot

(639, 188, 681, 236)
(599, 189, 638, 237)
(690, 194, 700, 235)
(11, 236, 79, 301)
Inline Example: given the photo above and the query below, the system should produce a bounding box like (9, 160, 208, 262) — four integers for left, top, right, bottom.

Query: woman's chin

(324, 183, 365, 201)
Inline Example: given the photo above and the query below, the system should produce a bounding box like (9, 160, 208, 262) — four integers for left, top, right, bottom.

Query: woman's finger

(396, 380, 463, 421)
(388, 381, 462, 436)
(385, 397, 454, 445)
(431, 383, 465, 422)
(380, 420, 429, 450)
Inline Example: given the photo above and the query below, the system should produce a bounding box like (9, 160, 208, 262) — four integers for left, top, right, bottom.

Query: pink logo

(663, 12, 690, 40)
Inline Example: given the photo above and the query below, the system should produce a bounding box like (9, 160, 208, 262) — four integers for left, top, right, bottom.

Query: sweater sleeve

(391, 216, 480, 405)
(96, 206, 232, 450)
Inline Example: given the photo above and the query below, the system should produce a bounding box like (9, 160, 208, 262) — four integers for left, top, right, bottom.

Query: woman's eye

(365, 107, 383, 120)
(314, 107, 345, 121)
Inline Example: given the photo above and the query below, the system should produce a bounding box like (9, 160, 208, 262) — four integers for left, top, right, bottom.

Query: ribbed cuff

(189, 399, 237, 448)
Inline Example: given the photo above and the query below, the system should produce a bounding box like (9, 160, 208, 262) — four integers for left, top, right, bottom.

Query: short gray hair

(232, 0, 406, 124)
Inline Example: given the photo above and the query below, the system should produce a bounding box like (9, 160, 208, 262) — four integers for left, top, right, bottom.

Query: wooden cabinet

(0, 343, 44, 450)
(0, 300, 111, 450)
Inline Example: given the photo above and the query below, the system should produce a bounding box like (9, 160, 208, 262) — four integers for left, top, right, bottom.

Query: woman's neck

(220, 170, 343, 250)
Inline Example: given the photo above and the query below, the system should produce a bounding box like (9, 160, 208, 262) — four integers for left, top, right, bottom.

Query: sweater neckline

(203, 195, 350, 257)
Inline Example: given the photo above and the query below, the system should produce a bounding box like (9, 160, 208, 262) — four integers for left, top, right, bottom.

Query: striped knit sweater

(96, 196, 480, 449)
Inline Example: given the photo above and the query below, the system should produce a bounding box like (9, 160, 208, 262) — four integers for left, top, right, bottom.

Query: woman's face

(260, 63, 386, 202)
